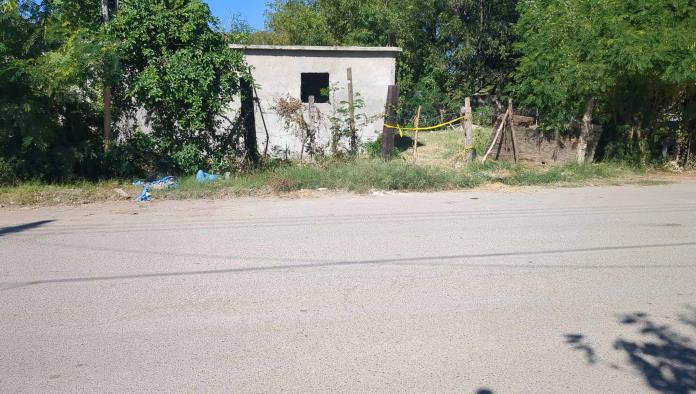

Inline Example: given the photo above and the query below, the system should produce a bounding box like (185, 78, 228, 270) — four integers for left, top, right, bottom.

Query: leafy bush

(364, 138, 382, 159)
(102, 134, 162, 178)
(473, 105, 494, 127)
(363, 136, 401, 160)
(0, 158, 15, 186)
(172, 144, 205, 175)
(472, 127, 493, 158)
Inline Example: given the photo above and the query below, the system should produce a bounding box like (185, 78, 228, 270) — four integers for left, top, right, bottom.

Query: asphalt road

(2, 183, 696, 393)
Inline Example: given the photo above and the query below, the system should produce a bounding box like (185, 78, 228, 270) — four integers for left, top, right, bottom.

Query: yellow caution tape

(385, 115, 467, 133)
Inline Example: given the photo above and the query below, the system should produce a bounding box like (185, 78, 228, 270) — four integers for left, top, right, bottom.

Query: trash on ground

(137, 187, 151, 202)
(132, 176, 178, 190)
(131, 176, 178, 202)
(196, 170, 220, 183)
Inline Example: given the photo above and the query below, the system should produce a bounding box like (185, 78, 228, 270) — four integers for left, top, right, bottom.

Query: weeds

(0, 160, 648, 207)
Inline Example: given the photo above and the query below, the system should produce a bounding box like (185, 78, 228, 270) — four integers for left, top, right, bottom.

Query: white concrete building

(231, 45, 401, 157)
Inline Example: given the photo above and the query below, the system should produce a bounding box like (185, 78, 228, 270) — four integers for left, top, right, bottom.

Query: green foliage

(229, 13, 254, 44)
(1, 160, 644, 206)
(472, 127, 493, 158)
(172, 144, 205, 175)
(324, 84, 370, 155)
(473, 105, 494, 127)
(0, 0, 105, 182)
(264, 0, 335, 45)
(513, 0, 696, 162)
(363, 136, 401, 160)
(364, 139, 382, 159)
(103, 133, 162, 178)
(0, 157, 15, 186)
(0, 0, 246, 182)
(260, 0, 519, 121)
(111, 0, 247, 159)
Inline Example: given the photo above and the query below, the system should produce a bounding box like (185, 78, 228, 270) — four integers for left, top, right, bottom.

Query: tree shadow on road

(565, 306, 696, 393)
(0, 220, 54, 237)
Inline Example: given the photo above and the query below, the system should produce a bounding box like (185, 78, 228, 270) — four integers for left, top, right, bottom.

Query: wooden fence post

(508, 98, 518, 163)
(413, 105, 422, 163)
(382, 85, 399, 160)
(240, 77, 259, 164)
(248, 67, 270, 158)
(305, 95, 315, 163)
(347, 67, 357, 154)
(462, 97, 473, 162)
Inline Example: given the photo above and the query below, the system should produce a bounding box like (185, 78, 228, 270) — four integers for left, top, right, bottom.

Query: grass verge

(0, 160, 651, 207)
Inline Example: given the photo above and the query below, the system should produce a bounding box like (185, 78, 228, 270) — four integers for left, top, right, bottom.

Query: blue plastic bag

(137, 186, 151, 202)
(196, 170, 219, 183)
(132, 176, 177, 202)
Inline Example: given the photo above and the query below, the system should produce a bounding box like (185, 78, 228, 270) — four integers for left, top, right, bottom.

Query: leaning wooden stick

(481, 108, 510, 163)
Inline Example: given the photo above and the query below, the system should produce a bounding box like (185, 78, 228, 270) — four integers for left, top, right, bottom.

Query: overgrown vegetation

(0, 160, 650, 206)
(236, 0, 519, 121)
(513, 0, 696, 164)
(235, 0, 695, 166)
(1, 0, 694, 193)
(0, 0, 246, 184)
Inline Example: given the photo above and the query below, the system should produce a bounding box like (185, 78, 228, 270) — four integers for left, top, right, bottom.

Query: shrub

(364, 138, 382, 159)
(172, 144, 205, 175)
(0, 158, 16, 186)
(363, 136, 401, 159)
(472, 127, 493, 158)
(103, 133, 162, 178)
(473, 105, 494, 127)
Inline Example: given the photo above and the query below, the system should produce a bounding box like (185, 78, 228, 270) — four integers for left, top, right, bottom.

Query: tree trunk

(103, 85, 112, 150)
(101, 0, 112, 150)
(577, 98, 595, 164)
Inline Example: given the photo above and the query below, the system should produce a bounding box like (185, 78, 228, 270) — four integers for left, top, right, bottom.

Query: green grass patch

(0, 160, 650, 207)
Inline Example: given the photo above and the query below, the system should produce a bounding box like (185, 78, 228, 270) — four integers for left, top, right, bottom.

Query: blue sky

(204, 1, 267, 30)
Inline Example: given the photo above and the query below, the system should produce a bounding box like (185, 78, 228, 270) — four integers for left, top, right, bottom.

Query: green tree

(513, 0, 696, 163)
(264, 0, 334, 46)
(108, 0, 248, 171)
(259, 0, 519, 120)
(0, 0, 107, 181)
(0, 0, 248, 182)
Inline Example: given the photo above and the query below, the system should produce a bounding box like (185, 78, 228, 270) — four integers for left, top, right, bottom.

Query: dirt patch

(472, 182, 531, 193)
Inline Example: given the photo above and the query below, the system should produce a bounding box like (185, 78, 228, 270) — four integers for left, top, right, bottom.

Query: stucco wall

(229, 46, 399, 157)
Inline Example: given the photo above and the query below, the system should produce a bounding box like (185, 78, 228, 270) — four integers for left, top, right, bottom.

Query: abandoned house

(230, 45, 401, 157)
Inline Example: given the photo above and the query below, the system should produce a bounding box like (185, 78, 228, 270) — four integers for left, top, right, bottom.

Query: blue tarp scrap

(137, 187, 151, 202)
(132, 176, 178, 202)
(196, 170, 219, 183)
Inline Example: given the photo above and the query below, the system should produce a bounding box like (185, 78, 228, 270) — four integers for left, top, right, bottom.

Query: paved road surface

(2, 183, 696, 393)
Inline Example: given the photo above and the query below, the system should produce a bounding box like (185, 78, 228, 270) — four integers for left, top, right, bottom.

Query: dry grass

(1, 127, 685, 207)
(398, 126, 492, 168)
